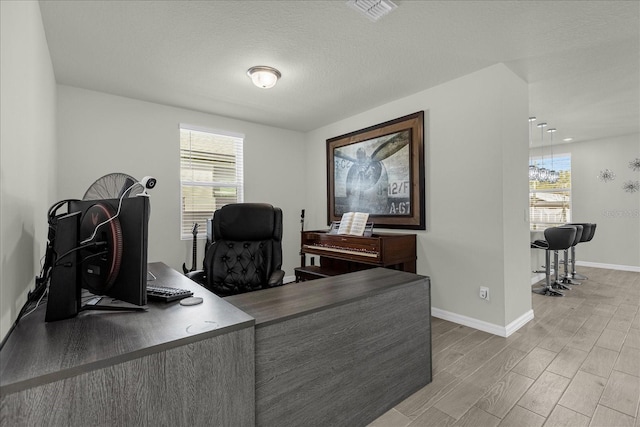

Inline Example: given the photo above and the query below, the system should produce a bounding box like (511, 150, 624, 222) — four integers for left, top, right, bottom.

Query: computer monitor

(45, 196, 149, 321)
(69, 196, 150, 306)
(45, 210, 82, 322)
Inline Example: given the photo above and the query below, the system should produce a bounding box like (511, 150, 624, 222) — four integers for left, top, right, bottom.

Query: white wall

(57, 86, 306, 278)
(501, 73, 534, 325)
(0, 1, 58, 341)
(529, 133, 640, 271)
(571, 134, 639, 267)
(305, 64, 532, 332)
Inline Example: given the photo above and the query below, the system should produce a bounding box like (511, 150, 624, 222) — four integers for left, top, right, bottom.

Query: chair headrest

(544, 226, 577, 250)
(567, 222, 595, 242)
(215, 203, 279, 241)
(571, 225, 583, 245)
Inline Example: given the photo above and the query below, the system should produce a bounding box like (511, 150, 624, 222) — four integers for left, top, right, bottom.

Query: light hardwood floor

(369, 267, 640, 427)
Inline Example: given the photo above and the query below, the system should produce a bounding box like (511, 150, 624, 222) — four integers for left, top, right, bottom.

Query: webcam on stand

(138, 176, 157, 197)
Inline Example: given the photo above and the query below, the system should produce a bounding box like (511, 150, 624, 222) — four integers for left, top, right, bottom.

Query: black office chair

(532, 226, 577, 297)
(187, 203, 285, 297)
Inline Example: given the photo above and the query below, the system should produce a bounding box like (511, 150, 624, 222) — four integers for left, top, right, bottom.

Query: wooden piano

(294, 230, 417, 282)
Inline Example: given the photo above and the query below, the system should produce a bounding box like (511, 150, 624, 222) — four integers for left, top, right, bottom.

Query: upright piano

(294, 230, 417, 282)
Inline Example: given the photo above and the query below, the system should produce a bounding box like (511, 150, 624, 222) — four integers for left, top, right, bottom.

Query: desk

(0, 263, 255, 426)
(2, 264, 431, 427)
(226, 268, 432, 427)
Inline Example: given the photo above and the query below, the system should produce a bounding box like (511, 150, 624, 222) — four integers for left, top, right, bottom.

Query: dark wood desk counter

(2, 264, 431, 427)
(226, 268, 432, 427)
(226, 267, 427, 327)
(0, 262, 255, 426)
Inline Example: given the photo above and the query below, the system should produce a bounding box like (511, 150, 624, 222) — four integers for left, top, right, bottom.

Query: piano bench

(294, 266, 345, 282)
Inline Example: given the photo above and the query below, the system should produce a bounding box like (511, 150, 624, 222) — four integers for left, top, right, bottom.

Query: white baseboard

(284, 275, 297, 284)
(531, 273, 546, 285)
(531, 267, 559, 285)
(505, 310, 535, 337)
(431, 307, 534, 338)
(576, 261, 640, 273)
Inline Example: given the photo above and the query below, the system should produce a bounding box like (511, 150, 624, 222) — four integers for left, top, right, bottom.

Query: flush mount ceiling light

(347, 0, 397, 22)
(247, 66, 281, 89)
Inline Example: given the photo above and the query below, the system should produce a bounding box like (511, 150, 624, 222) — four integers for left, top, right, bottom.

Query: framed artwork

(327, 111, 425, 229)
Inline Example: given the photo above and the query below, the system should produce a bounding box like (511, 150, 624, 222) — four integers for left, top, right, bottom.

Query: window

(180, 126, 244, 239)
(529, 153, 571, 231)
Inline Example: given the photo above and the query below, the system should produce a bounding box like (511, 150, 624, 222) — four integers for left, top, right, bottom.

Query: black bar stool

(560, 224, 583, 286)
(566, 223, 596, 280)
(532, 226, 577, 297)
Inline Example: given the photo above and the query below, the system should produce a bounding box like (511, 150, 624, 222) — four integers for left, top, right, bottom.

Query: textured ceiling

(39, 1, 639, 143)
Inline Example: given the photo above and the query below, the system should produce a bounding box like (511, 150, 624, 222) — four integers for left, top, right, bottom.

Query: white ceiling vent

(347, 0, 398, 22)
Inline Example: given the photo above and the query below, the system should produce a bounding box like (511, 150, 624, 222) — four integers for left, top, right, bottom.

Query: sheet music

(337, 212, 369, 236)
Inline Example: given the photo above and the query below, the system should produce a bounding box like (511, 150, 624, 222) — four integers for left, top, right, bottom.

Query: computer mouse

(179, 296, 203, 306)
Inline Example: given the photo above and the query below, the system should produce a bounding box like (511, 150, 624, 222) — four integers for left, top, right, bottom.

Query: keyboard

(146, 285, 193, 302)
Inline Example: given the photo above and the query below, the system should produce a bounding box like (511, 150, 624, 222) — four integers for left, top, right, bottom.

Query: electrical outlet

(479, 286, 489, 300)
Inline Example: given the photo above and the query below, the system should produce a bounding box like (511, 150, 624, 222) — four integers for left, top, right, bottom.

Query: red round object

(79, 202, 123, 294)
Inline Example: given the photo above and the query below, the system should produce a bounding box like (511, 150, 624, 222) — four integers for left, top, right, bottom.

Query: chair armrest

(268, 269, 285, 286)
(186, 270, 206, 285)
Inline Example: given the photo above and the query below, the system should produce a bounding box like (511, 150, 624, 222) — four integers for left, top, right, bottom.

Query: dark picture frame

(327, 111, 425, 229)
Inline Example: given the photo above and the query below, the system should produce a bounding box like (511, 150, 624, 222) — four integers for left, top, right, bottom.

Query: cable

(79, 250, 108, 264)
(33, 198, 80, 298)
(38, 253, 46, 276)
(47, 199, 77, 219)
(0, 283, 49, 351)
(81, 182, 137, 244)
(52, 241, 107, 267)
(21, 242, 103, 321)
(21, 286, 49, 320)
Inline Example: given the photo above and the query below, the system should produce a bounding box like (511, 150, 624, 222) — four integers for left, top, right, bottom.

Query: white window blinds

(180, 126, 244, 239)
(529, 154, 571, 231)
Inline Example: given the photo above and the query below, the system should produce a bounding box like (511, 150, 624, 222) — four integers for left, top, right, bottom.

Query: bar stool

(566, 223, 596, 280)
(560, 224, 583, 286)
(532, 226, 577, 297)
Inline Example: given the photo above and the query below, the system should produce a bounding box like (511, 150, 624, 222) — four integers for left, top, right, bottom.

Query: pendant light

(537, 122, 549, 182)
(528, 117, 539, 181)
(546, 128, 559, 184)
